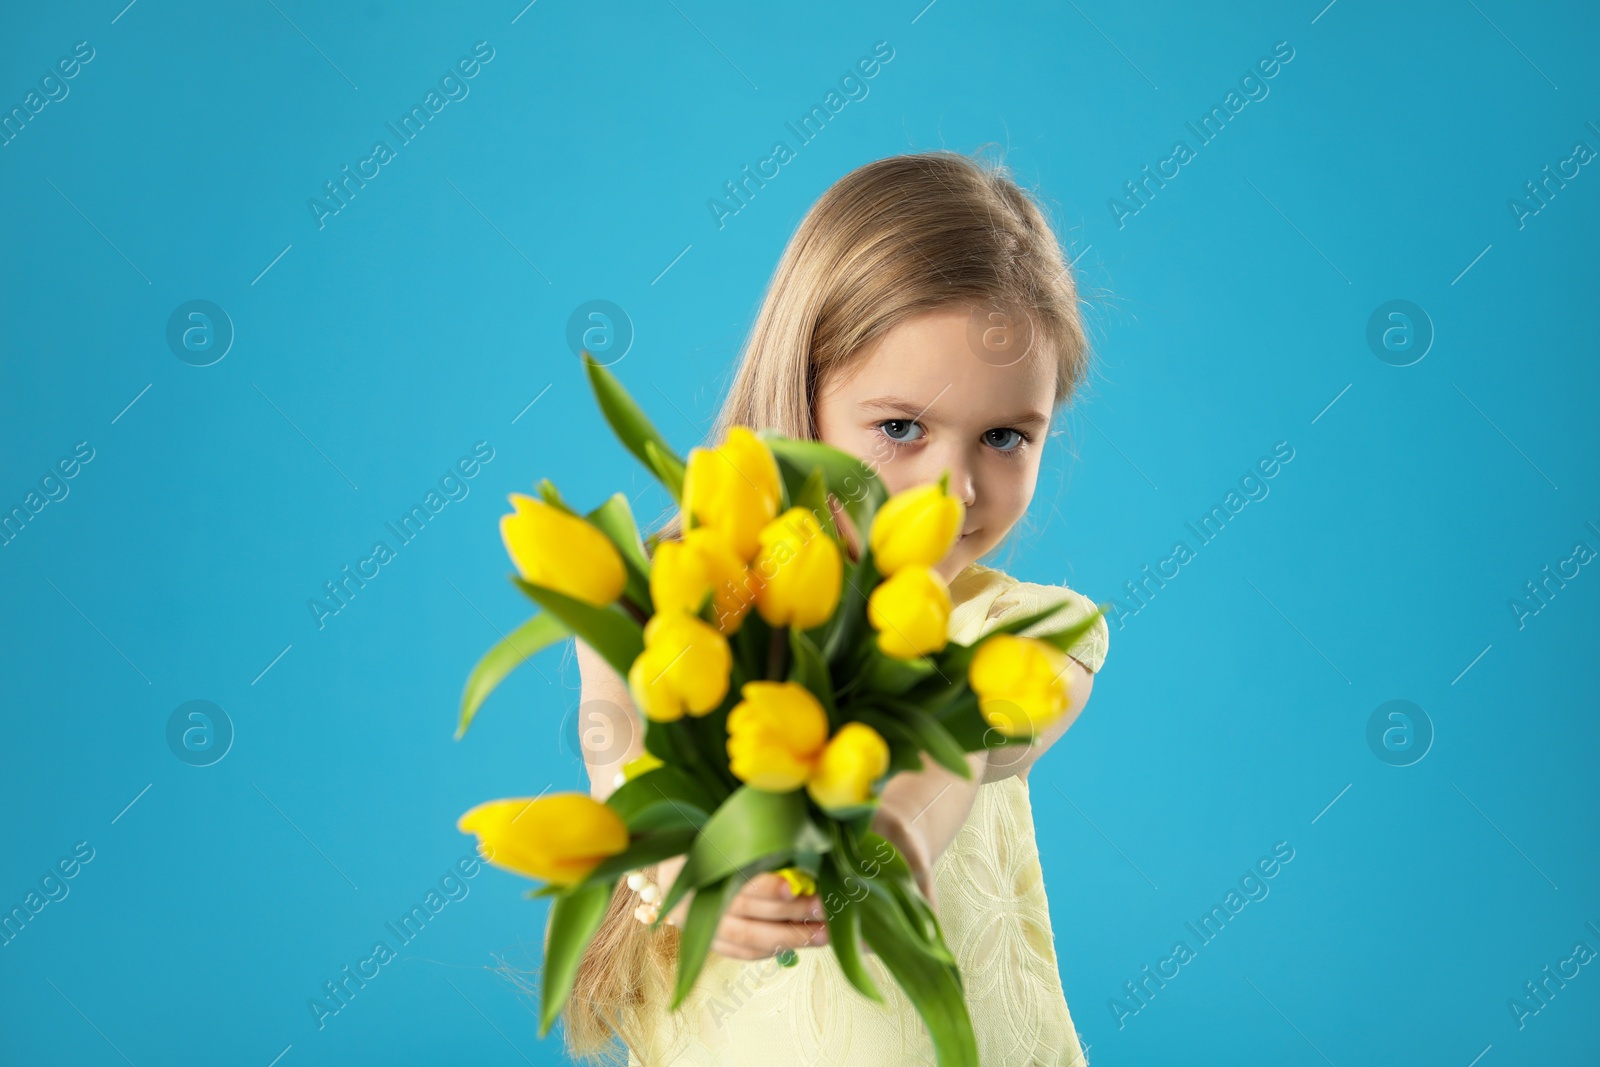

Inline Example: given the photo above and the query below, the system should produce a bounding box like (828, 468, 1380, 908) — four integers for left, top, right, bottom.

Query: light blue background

(2, 1, 1596, 1064)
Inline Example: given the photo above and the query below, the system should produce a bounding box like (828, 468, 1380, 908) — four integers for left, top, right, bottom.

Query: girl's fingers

(724, 873, 827, 923)
(727, 889, 827, 923)
(711, 914, 829, 959)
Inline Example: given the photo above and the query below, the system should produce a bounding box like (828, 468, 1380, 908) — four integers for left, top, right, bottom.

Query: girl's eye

(876, 419, 924, 444)
(875, 420, 1032, 456)
(985, 428, 1028, 453)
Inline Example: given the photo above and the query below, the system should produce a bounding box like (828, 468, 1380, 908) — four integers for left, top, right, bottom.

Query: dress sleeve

(986, 580, 1110, 674)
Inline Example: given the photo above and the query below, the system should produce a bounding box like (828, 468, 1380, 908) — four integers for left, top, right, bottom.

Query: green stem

(620, 596, 649, 627)
(767, 626, 789, 680)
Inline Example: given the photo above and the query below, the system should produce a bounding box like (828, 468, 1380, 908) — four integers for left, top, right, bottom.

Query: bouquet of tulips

(453, 353, 1103, 1066)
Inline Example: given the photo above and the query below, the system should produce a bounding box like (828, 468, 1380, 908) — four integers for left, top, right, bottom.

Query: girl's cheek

(865, 434, 897, 473)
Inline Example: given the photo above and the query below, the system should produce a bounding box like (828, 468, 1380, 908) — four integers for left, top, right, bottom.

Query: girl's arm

(980, 654, 1096, 784)
(572, 636, 646, 805)
(869, 749, 987, 910)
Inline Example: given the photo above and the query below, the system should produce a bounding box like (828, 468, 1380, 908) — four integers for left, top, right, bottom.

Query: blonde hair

(553, 148, 1099, 1064)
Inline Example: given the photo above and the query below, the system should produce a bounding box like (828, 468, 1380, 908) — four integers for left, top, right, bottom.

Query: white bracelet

(626, 870, 662, 924)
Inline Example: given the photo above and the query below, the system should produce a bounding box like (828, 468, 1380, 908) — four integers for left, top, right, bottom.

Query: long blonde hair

(554, 148, 1100, 1064)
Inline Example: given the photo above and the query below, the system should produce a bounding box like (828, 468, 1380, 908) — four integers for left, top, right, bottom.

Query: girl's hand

(655, 854, 831, 961)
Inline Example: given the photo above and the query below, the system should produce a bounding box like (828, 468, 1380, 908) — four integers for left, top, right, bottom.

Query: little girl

(563, 150, 1109, 1065)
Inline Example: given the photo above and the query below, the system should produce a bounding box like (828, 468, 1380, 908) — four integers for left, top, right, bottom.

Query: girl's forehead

(825, 322, 1056, 425)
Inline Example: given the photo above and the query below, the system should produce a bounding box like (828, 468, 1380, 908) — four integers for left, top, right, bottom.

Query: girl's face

(813, 302, 1057, 584)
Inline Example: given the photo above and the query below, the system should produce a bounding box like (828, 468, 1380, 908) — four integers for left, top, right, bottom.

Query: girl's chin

(937, 540, 973, 582)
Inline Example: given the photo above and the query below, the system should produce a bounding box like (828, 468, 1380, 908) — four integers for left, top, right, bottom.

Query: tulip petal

(807, 722, 890, 811)
(726, 681, 829, 791)
(870, 482, 964, 575)
(458, 795, 630, 886)
(500, 495, 628, 608)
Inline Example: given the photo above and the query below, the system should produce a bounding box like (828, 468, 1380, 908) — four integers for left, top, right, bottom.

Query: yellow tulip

(968, 633, 1073, 738)
(866, 565, 952, 659)
(627, 611, 732, 722)
(619, 751, 664, 782)
(681, 426, 782, 561)
(806, 722, 890, 811)
(725, 681, 830, 791)
(457, 794, 630, 886)
(752, 507, 842, 630)
(500, 494, 627, 607)
(650, 526, 758, 633)
(868, 481, 964, 575)
(774, 867, 817, 898)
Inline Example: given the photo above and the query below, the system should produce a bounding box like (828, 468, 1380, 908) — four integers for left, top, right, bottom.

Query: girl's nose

(942, 456, 978, 508)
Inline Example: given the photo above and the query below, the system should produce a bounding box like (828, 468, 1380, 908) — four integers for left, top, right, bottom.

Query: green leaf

(820, 553, 878, 666)
(875, 699, 973, 779)
(760, 434, 888, 550)
(538, 880, 615, 1036)
(576, 827, 697, 889)
(512, 576, 643, 682)
(689, 786, 808, 884)
(652, 786, 810, 926)
(795, 466, 836, 536)
(934, 698, 995, 751)
(582, 352, 687, 498)
(731, 610, 773, 692)
(921, 603, 1057, 685)
(788, 627, 838, 727)
(671, 874, 744, 1010)
(818, 859, 882, 1004)
(643, 439, 685, 502)
(623, 805, 706, 835)
(862, 831, 949, 954)
(861, 644, 940, 696)
(928, 601, 1105, 691)
(807, 797, 881, 823)
(1030, 605, 1107, 657)
(771, 453, 818, 529)
(639, 718, 723, 794)
(857, 888, 977, 1067)
(536, 478, 573, 512)
(605, 766, 720, 831)
(685, 705, 739, 794)
(584, 492, 655, 613)
(642, 716, 677, 765)
(456, 612, 573, 739)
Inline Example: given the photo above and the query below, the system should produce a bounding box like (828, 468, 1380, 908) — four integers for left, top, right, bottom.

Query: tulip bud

(869, 481, 964, 575)
(805, 722, 890, 811)
(681, 426, 782, 562)
(866, 565, 952, 659)
(500, 494, 627, 607)
(457, 794, 630, 886)
(650, 526, 758, 633)
(774, 867, 817, 898)
(619, 752, 664, 783)
(725, 681, 830, 792)
(968, 633, 1073, 738)
(752, 507, 843, 630)
(627, 611, 733, 722)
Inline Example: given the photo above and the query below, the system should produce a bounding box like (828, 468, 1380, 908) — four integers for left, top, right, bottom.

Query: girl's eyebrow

(858, 393, 1050, 428)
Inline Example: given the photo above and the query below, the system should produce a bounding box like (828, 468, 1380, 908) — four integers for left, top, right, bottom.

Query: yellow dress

(626, 561, 1111, 1066)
